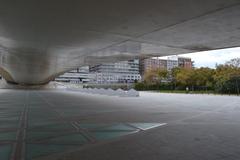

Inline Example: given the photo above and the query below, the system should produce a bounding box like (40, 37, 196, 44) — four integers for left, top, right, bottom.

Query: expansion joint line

(10, 91, 29, 160)
(35, 92, 96, 143)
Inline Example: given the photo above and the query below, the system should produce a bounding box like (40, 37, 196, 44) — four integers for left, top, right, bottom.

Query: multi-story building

(178, 57, 193, 69)
(140, 56, 193, 77)
(139, 58, 167, 76)
(55, 66, 92, 83)
(90, 59, 141, 84)
(55, 57, 192, 84)
(167, 59, 178, 71)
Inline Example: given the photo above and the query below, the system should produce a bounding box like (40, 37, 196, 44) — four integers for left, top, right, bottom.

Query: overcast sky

(175, 47, 240, 68)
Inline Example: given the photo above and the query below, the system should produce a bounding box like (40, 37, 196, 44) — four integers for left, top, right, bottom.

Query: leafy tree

(143, 69, 158, 84)
(140, 58, 240, 94)
(225, 58, 240, 68)
(174, 68, 195, 90)
(214, 61, 240, 93)
(157, 69, 168, 82)
(144, 69, 168, 84)
(194, 67, 215, 90)
(171, 67, 181, 89)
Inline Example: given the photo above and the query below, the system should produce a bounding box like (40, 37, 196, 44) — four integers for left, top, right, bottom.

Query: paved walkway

(0, 90, 240, 160)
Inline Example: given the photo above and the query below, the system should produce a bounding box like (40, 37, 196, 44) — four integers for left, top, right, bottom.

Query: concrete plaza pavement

(0, 89, 240, 160)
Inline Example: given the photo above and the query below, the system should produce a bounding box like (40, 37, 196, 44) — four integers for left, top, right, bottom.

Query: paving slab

(0, 90, 239, 160)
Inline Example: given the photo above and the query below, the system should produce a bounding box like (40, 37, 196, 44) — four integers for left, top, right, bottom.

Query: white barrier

(106, 88, 115, 96)
(69, 87, 139, 97)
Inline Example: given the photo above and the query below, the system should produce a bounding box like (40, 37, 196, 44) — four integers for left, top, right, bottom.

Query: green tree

(194, 67, 215, 90)
(144, 69, 168, 84)
(175, 68, 195, 90)
(143, 69, 158, 84)
(225, 58, 240, 68)
(140, 58, 240, 94)
(214, 61, 240, 93)
(157, 69, 168, 82)
(171, 67, 181, 89)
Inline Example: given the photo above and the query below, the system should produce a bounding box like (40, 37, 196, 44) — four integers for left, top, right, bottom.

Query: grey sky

(177, 47, 240, 68)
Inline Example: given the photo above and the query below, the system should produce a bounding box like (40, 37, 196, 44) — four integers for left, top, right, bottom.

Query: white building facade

(90, 59, 141, 84)
(55, 66, 93, 83)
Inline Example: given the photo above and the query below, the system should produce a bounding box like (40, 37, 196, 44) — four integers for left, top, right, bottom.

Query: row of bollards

(69, 88, 139, 97)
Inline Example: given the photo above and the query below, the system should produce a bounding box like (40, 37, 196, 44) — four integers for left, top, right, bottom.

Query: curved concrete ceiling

(0, 0, 240, 84)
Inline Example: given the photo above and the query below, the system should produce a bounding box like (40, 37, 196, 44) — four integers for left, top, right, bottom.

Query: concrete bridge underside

(0, 0, 240, 85)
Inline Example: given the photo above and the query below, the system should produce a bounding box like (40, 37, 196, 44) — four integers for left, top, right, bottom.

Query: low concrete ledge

(68, 87, 139, 97)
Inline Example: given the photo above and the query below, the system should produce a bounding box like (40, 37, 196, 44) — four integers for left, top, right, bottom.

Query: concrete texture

(0, 90, 240, 160)
(0, 0, 240, 84)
